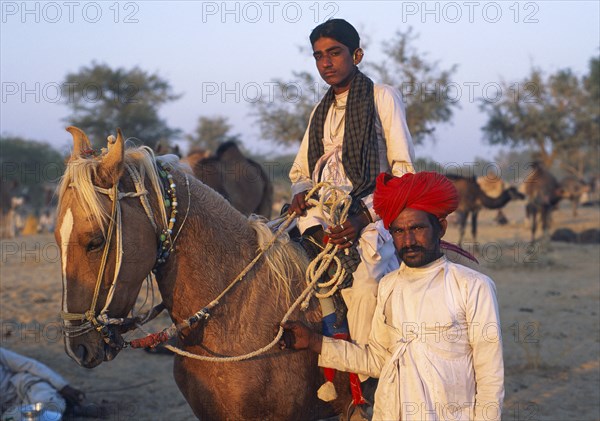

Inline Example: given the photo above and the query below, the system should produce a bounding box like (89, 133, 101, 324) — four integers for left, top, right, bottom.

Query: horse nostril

(75, 344, 87, 362)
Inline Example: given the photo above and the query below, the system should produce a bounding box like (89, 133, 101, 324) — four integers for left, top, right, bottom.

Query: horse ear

(66, 126, 92, 159)
(97, 128, 125, 188)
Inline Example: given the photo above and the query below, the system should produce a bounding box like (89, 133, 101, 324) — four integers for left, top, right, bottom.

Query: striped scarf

(308, 70, 379, 214)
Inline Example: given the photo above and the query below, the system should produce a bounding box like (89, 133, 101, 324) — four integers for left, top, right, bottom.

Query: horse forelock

(57, 146, 168, 237)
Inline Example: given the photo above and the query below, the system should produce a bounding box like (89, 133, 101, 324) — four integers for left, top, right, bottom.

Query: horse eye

(87, 237, 105, 252)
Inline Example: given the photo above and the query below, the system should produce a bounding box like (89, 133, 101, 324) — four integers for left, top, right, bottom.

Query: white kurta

(289, 83, 415, 223)
(319, 256, 505, 421)
(289, 84, 416, 349)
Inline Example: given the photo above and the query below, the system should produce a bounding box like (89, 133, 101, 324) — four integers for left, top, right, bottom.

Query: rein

(60, 158, 190, 348)
(61, 152, 351, 361)
(130, 182, 353, 362)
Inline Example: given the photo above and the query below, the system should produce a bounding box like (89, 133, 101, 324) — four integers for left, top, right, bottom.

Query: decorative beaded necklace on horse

(56, 126, 359, 420)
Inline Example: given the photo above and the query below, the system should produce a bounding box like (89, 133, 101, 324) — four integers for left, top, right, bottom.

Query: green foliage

(368, 28, 459, 144)
(63, 62, 181, 149)
(251, 71, 322, 146)
(480, 57, 600, 177)
(187, 116, 240, 152)
(252, 28, 458, 146)
(0, 136, 64, 209)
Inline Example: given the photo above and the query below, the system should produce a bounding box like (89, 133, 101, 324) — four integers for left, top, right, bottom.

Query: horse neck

(151, 169, 268, 325)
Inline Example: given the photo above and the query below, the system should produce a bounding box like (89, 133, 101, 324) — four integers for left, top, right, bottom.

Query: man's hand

(327, 211, 371, 249)
(288, 191, 312, 216)
(278, 321, 323, 353)
(59, 385, 86, 406)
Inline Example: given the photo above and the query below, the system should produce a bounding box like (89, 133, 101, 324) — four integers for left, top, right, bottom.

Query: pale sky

(1, 1, 598, 166)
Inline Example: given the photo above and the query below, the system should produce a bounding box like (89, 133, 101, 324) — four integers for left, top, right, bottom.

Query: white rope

(140, 182, 353, 362)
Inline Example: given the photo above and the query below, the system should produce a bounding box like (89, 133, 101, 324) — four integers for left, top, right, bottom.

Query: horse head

(55, 127, 160, 368)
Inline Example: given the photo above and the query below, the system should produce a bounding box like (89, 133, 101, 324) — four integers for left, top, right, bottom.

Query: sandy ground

(1, 200, 599, 421)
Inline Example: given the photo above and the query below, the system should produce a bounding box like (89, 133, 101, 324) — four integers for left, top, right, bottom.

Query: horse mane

(58, 143, 305, 306)
(248, 216, 308, 306)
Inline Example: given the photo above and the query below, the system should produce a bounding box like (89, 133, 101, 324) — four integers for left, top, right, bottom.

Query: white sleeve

(318, 278, 395, 377)
(0, 348, 68, 391)
(466, 276, 505, 421)
(289, 106, 318, 197)
(375, 84, 415, 177)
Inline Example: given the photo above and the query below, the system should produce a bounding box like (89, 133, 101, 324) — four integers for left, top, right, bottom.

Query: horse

(55, 127, 350, 420)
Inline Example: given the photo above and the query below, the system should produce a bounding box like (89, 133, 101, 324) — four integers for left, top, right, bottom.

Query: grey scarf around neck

(307, 70, 379, 214)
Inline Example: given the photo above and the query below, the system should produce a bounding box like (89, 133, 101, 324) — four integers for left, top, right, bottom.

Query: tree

(0, 136, 64, 209)
(186, 116, 240, 152)
(252, 28, 459, 146)
(63, 63, 180, 149)
(368, 28, 458, 144)
(480, 57, 599, 176)
(252, 71, 324, 147)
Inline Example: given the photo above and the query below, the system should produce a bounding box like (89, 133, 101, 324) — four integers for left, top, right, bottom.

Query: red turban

(373, 172, 459, 229)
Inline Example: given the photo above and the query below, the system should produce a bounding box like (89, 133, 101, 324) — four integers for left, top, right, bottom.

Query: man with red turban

(281, 172, 505, 421)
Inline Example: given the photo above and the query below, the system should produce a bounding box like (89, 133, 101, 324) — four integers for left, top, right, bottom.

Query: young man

(282, 172, 505, 421)
(288, 18, 415, 369)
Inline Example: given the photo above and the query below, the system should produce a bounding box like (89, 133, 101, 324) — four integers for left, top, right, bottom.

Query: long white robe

(318, 256, 505, 421)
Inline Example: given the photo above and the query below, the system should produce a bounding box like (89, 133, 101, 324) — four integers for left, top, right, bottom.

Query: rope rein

(61, 151, 353, 361)
(61, 156, 190, 344)
(130, 182, 353, 362)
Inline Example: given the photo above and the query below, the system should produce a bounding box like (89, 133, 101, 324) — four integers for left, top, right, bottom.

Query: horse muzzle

(65, 325, 124, 368)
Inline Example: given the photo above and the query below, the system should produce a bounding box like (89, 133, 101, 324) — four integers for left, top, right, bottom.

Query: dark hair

(309, 19, 360, 53)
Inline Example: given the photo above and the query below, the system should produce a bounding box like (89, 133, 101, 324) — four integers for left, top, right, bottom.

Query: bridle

(60, 158, 188, 349)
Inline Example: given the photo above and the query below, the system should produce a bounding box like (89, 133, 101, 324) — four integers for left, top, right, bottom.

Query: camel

(477, 172, 512, 225)
(180, 147, 211, 170)
(560, 176, 590, 217)
(155, 142, 273, 218)
(193, 141, 273, 218)
(447, 174, 525, 245)
(55, 127, 350, 420)
(522, 162, 564, 242)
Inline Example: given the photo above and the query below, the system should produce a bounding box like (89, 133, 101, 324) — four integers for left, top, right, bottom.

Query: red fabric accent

(323, 367, 336, 383)
(349, 373, 367, 405)
(441, 240, 479, 264)
(373, 172, 459, 229)
(331, 332, 366, 405)
(129, 331, 170, 349)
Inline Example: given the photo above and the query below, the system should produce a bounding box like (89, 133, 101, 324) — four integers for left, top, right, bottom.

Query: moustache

(399, 246, 426, 256)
